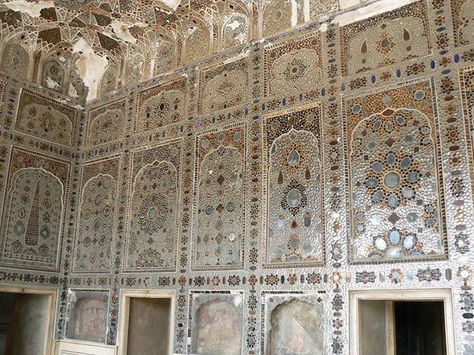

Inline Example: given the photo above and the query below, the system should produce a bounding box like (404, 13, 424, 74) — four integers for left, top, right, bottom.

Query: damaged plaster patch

(223, 49, 250, 64)
(73, 39, 108, 101)
(3, 0, 55, 17)
(291, 0, 298, 27)
(331, 0, 416, 27)
(111, 20, 141, 44)
(44, 76, 60, 90)
(158, 0, 181, 11)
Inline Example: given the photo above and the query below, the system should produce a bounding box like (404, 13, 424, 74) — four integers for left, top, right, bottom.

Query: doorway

(0, 286, 56, 355)
(350, 289, 455, 355)
(118, 290, 175, 355)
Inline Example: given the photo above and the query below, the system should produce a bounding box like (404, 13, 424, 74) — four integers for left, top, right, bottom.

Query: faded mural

(190, 292, 243, 355)
(66, 290, 109, 344)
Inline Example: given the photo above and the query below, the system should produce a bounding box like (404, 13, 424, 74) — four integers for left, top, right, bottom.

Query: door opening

(0, 288, 56, 355)
(118, 290, 175, 355)
(350, 289, 455, 355)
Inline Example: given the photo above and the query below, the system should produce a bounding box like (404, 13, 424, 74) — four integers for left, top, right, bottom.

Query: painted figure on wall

(269, 299, 324, 354)
(67, 293, 108, 343)
(193, 298, 242, 354)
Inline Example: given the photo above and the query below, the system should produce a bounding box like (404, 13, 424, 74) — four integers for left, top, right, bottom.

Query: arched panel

(350, 108, 443, 261)
(1, 168, 64, 269)
(124, 53, 145, 84)
(0, 42, 29, 80)
(154, 41, 176, 76)
(194, 145, 244, 269)
(183, 20, 211, 63)
(41, 60, 65, 93)
(266, 129, 322, 267)
(74, 174, 116, 273)
(125, 160, 178, 271)
(99, 63, 119, 96)
(262, 0, 293, 38)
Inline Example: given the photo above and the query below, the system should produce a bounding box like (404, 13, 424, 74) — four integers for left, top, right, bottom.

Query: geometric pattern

(16, 90, 77, 146)
(340, 0, 431, 76)
(193, 126, 246, 270)
(124, 141, 181, 272)
(263, 104, 324, 267)
(264, 32, 323, 98)
(344, 80, 447, 263)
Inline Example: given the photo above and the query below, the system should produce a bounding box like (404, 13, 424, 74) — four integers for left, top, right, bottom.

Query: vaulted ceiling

(0, 0, 338, 101)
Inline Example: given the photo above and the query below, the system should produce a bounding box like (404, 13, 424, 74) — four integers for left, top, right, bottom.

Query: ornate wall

(1, 0, 474, 354)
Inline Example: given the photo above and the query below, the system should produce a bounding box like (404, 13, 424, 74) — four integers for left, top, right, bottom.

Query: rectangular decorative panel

(124, 140, 182, 272)
(198, 56, 250, 114)
(261, 291, 327, 355)
(340, 0, 431, 76)
(344, 79, 447, 264)
(263, 103, 324, 268)
(0, 147, 70, 270)
(135, 77, 187, 132)
(192, 124, 246, 270)
(189, 291, 243, 355)
(15, 89, 78, 146)
(264, 32, 323, 97)
(66, 290, 109, 344)
(86, 99, 126, 147)
(73, 156, 121, 273)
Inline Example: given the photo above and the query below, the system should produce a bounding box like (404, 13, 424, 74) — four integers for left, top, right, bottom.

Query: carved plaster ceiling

(0, 0, 263, 100)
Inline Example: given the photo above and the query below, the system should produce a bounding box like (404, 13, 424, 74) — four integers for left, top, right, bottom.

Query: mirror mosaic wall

(0, 0, 473, 353)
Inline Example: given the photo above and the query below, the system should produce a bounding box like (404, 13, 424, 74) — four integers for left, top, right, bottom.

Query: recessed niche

(0, 288, 55, 355)
(119, 290, 175, 355)
(66, 290, 109, 343)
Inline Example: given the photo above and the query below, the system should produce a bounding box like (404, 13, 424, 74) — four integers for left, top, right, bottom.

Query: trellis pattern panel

(124, 141, 182, 272)
(344, 80, 448, 263)
(0, 147, 70, 271)
(74, 157, 120, 273)
(192, 125, 246, 270)
(263, 104, 324, 268)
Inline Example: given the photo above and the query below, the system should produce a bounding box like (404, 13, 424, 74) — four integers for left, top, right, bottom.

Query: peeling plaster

(3, 0, 55, 17)
(223, 49, 251, 64)
(44, 76, 60, 90)
(291, 0, 298, 27)
(158, 0, 181, 11)
(303, 0, 310, 22)
(111, 20, 141, 44)
(72, 39, 108, 101)
(226, 18, 242, 31)
(331, 0, 416, 27)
